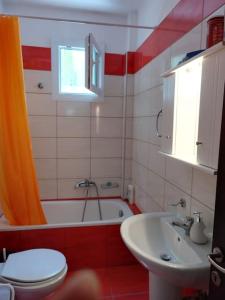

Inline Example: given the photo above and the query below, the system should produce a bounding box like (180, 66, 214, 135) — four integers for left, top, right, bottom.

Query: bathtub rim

(0, 198, 134, 231)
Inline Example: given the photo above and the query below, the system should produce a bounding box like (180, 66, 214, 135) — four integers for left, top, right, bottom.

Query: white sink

(120, 212, 211, 300)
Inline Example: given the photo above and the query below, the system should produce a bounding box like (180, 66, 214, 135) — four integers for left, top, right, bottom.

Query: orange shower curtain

(0, 16, 46, 225)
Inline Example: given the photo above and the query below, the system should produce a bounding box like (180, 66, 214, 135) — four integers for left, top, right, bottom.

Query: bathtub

(0, 198, 137, 269)
(0, 198, 133, 230)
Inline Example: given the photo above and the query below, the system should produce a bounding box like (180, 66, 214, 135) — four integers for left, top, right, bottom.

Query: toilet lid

(1, 249, 66, 283)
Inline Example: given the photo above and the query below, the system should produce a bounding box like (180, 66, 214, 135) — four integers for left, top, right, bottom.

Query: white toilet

(0, 248, 68, 300)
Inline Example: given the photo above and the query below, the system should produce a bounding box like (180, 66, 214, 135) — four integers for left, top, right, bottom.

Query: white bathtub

(0, 198, 133, 230)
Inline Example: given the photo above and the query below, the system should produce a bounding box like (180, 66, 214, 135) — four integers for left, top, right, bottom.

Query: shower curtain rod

(2, 14, 156, 30)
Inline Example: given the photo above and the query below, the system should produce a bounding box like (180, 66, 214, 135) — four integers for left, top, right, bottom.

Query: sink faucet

(171, 216, 194, 236)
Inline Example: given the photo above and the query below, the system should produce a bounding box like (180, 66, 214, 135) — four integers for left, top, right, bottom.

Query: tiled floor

(65, 264, 196, 300)
(95, 264, 149, 300)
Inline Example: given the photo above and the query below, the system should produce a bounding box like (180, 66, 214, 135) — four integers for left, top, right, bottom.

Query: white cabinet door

(161, 74, 175, 154)
(197, 49, 225, 169)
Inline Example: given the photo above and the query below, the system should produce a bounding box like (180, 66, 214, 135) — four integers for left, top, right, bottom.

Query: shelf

(162, 41, 225, 78)
(159, 151, 217, 176)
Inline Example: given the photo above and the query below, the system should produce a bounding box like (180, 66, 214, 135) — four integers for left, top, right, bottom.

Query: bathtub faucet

(75, 179, 96, 189)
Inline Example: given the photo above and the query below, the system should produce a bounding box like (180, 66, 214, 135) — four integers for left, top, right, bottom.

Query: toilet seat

(0, 249, 66, 286)
(0, 266, 68, 287)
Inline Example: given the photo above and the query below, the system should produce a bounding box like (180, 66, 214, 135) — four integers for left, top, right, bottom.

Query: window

(52, 34, 104, 101)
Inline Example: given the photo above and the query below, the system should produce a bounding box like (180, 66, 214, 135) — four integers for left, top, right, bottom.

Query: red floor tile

(113, 293, 149, 300)
(94, 268, 112, 297)
(108, 265, 148, 296)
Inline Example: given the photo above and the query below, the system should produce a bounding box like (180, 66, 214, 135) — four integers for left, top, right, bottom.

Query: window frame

(52, 36, 104, 102)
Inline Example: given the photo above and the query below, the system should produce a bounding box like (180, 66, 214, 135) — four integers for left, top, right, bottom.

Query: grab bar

(156, 109, 163, 138)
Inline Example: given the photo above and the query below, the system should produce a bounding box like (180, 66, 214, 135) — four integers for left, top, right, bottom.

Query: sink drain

(160, 254, 172, 261)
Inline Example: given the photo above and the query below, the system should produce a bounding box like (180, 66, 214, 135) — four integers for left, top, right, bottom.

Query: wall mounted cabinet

(160, 42, 225, 175)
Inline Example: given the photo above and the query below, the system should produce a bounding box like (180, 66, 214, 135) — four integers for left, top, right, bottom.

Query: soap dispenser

(190, 212, 208, 245)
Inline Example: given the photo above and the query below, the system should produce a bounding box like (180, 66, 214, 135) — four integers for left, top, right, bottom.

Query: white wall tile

(133, 117, 157, 143)
(58, 159, 90, 179)
(58, 179, 90, 198)
(126, 117, 133, 138)
(91, 117, 123, 138)
(91, 97, 123, 117)
(126, 96, 134, 117)
(32, 138, 56, 158)
(165, 157, 193, 194)
(104, 75, 124, 96)
(57, 138, 90, 158)
(38, 179, 57, 199)
(134, 85, 163, 117)
(29, 116, 56, 137)
(135, 140, 150, 166)
(147, 170, 165, 208)
(191, 169, 217, 210)
(134, 185, 148, 212)
(57, 117, 90, 137)
(125, 139, 133, 159)
(91, 138, 122, 158)
(125, 159, 132, 179)
(90, 178, 122, 197)
(57, 101, 90, 117)
(145, 195, 163, 213)
(164, 182, 191, 217)
(149, 144, 166, 177)
(26, 93, 56, 115)
(91, 158, 122, 178)
(134, 163, 148, 193)
(35, 158, 57, 179)
(170, 24, 202, 68)
(126, 75, 134, 96)
(24, 70, 52, 93)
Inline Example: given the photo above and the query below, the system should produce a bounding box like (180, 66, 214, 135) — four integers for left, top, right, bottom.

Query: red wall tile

(22, 46, 126, 76)
(105, 53, 126, 76)
(0, 224, 136, 271)
(136, 0, 204, 70)
(22, 46, 51, 71)
(21, 0, 225, 76)
(203, 0, 225, 19)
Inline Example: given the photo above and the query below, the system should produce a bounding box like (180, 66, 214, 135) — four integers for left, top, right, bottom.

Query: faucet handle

(169, 198, 186, 208)
(185, 216, 194, 223)
(193, 211, 203, 222)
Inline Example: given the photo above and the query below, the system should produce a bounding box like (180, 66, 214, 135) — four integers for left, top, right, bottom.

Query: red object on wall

(207, 16, 224, 48)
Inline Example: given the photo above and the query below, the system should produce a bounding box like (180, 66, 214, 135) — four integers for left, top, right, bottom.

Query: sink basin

(120, 212, 211, 300)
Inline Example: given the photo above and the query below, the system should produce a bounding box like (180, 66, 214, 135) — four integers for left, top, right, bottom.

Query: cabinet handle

(196, 141, 203, 146)
(156, 109, 163, 138)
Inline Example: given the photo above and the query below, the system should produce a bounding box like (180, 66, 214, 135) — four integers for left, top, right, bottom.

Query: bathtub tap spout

(75, 179, 95, 189)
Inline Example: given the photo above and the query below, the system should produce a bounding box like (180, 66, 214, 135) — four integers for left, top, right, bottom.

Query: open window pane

(59, 46, 91, 95)
(85, 33, 104, 99)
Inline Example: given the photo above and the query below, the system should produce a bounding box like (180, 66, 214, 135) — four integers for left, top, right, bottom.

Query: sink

(120, 212, 211, 300)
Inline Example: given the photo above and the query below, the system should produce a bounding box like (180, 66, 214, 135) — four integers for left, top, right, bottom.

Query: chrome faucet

(75, 179, 95, 189)
(171, 216, 194, 236)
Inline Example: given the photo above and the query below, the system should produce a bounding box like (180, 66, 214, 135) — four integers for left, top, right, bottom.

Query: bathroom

(0, 0, 225, 299)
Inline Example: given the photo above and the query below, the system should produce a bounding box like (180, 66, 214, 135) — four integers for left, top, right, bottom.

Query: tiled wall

(131, 4, 225, 233)
(24, 69, 132, 200)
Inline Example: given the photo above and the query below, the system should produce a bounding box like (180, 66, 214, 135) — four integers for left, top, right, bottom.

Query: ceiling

(3, 0, 146, 15)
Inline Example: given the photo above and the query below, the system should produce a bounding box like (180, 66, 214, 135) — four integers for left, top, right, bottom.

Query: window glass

(59, 46, 91, 94)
